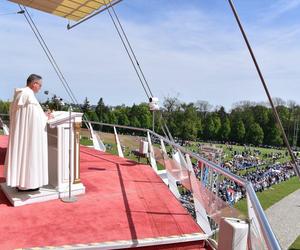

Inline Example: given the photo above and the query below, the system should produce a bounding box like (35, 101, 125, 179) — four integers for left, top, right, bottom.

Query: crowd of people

(222, 145, 288, 172)
(215, 162, 296, 205)
(178, 144, 297, 208)
(241, 162, 295, 192)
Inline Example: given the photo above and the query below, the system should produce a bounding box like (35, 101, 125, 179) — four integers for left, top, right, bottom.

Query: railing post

(114, 126, 124, 158)
(147, 131, 158, 172)
(160, 138, 181, 198)
(186, 154, 212, 234)
(209, 168, 214, 190)
(178, 150, 188, 181)
(246, 183, 281, 250)
(215, 173, 220, 196)
(88, 122, 106, 151)
(160, 138, 167, 154)
(200, 162, 204, 183)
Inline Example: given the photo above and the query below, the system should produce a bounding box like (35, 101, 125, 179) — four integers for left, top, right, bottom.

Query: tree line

(1, 97, 299, 147)
(162, 98, 300, 147)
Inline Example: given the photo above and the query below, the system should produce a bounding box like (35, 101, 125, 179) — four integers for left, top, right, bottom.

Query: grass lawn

(79, 135, 165, 170)
(80, 137, 93, 146)
(235, 177, 300, 215)
(187, 142, 290, 165)
(221, 144, 289, 164)
(289, 236, 300, 249)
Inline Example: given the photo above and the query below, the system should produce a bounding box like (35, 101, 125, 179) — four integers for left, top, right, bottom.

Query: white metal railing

(86, 121, 281, 250)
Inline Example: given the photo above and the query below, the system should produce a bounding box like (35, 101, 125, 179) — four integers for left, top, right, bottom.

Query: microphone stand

(61, 104, 77, 203)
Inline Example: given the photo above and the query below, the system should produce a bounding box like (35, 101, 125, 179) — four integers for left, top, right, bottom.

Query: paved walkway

(266, 189, 300, 249)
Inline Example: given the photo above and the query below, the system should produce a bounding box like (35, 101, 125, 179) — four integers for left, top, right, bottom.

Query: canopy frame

(8, 0, 123, 25)
(67, 0, 123, 30)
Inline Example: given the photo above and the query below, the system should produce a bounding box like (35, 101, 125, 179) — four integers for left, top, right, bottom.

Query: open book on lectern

(47, 111, 83, 128)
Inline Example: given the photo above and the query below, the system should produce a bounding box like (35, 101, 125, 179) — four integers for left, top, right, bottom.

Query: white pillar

(147, 131, 158, 172)
(114, 126, 124, 158)
(186, 154, 212, 234)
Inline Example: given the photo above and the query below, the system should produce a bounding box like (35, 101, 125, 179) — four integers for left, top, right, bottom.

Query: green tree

(129, 103, 152, 128)
(252, 105, 269, 128)
(88, 111, 99, 122)
(276, 105, 291, 143)
(264, 114, 283, 146)
(212, 114, 221, 139)
(177, 103, 201, 142)
(108, 111, 117, 124)
(203, 115, 215, 140)
(266, 125, 283, 146)
(217, 106, 227, 121)
(203, 114, 220, 140)
(231, 119, 245, 143)
(247, 122, 264, 145)
(82, 97, 91, 115)
(0, 100, 10, 114)
(95, 97, 110, 122)
(162, 97, 181, 136)
(115, 108, 130, 126)
(219, 117, 231, 141)
(130, 116, 141, 128)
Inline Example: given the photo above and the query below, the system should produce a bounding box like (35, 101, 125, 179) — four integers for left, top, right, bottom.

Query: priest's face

(31, 79, 43, 93)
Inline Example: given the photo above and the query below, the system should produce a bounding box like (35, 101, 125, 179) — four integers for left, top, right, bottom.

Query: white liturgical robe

(5, 87, 48, 189)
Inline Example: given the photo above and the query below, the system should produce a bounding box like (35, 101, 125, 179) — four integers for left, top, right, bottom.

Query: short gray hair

(26, 74, 42, 86)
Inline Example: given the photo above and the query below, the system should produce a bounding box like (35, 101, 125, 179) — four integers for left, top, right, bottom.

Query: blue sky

(1, 0, 300, 110)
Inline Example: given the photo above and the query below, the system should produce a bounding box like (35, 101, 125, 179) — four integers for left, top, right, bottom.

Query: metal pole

(152, 111, 155, 132)
(227, 0, 300, 178)
(293, 117, 299, 149)
(61, 105, 77, 203)
(246, 183, 281, 250)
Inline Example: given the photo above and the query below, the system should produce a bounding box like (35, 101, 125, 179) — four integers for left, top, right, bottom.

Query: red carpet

(0, 136, 207, 249)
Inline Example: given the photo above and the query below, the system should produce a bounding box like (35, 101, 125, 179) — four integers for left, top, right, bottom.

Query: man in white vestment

(5, 74, 48, 191)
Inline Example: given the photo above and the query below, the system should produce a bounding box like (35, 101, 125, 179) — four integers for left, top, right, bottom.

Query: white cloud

(260, 0, 300, 22)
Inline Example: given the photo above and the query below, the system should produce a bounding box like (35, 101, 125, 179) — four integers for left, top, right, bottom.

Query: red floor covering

(0, 136, 206, 250)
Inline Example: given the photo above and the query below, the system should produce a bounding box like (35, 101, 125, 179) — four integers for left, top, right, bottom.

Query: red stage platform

(0, 135, 209, 250)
